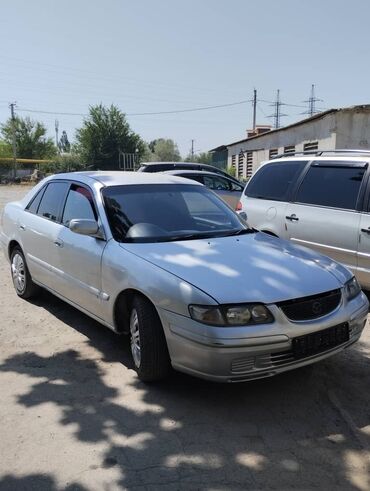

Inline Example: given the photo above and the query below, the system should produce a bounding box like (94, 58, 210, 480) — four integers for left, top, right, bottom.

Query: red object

(236, 201, 243, 211)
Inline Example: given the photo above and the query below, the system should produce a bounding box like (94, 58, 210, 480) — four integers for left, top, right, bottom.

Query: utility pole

(269, 89, 287, 129)
(303, 84, 322, 117)
(55, 119, 59, 153)
(252, 89, 257, 131)
(191, 139, 194, 159)
(9, 102, 17, 179)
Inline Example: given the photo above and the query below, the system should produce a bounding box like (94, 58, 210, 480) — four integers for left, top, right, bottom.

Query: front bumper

(158, 292, 368, 382)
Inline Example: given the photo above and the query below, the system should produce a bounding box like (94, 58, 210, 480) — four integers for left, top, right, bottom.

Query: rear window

(296, 164, 366, 210)
(245, 161, 307, 201)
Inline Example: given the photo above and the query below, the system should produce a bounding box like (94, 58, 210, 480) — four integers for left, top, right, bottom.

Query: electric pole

(191, 139, 194, 159)
(252, 89, 257, 131)
(269, 89, 287, 129)
(9, 102, 17, 179)
(303, 84, 322, 117)
(55, 119, 59, 153)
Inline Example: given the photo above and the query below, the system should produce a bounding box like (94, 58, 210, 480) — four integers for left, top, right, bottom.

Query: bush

(41, 154, 86, 174)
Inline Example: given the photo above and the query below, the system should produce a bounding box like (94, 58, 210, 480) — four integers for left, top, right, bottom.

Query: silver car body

(239, 155, 370, 290)
(1, 171, 368, 382)
(163, 169, 244, 209)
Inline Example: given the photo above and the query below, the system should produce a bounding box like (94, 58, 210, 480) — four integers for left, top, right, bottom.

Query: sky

(1, 0, 370, 157)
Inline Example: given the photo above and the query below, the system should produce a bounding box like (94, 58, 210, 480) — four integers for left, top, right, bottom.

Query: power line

(16, 99, 253, 117)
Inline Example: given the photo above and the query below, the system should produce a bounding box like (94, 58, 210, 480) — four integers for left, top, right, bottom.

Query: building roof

(209, 105, 370, 151)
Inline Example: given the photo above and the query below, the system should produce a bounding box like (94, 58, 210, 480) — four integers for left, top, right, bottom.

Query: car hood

(120, 232, 352, 304)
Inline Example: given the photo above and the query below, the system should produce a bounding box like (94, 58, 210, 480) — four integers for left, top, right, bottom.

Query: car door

(241, 160, 308, 235)
(54, 183, 107, 319)
(356, 181, 370, 288)
(285, 161, 367, 272)
(21, 181, 69, 289)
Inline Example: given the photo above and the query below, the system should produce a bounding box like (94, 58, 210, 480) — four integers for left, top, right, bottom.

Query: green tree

(185, 151, 212, 164)
(1, 117, 57, 159)
(75, 104, 145, 170)
(148, 138, 181, 162)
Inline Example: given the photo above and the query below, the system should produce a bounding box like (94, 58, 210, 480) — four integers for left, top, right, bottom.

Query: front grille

(231, 322, 356, 376)
(277, 289, 341, 321)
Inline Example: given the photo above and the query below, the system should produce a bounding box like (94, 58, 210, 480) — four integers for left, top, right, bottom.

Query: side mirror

(69, 219, 104, 239)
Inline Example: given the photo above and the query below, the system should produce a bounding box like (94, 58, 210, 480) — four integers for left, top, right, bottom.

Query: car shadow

(1, 289, 369, 489)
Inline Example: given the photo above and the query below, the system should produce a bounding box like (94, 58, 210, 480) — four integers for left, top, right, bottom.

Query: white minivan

(238, 150, 370, 289)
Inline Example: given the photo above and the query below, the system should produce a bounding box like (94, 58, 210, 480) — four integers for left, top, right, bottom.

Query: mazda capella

(1, 172, 368, 382)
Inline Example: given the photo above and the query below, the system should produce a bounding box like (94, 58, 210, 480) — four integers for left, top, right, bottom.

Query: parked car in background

(238, 150, 370, 289)
(1, 171, 368, 382)
(163, 170, 244, 209)
(138, 161, 242, 185)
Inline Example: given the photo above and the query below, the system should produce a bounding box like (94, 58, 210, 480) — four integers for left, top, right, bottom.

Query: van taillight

(236, 201, 242, 211)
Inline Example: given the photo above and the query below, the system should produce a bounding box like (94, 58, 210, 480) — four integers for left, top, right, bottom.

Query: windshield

(102, 184, 250, 243)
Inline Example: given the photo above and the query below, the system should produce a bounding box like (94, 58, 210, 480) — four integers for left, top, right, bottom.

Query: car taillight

(236, 201, 243, 211)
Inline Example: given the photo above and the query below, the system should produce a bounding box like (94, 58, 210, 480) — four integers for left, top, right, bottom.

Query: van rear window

(245, 161, 307, 201)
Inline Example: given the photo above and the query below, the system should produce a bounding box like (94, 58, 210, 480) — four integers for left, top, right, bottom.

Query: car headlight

(188, 304, 274, 326)
(344, 276, 361, 301)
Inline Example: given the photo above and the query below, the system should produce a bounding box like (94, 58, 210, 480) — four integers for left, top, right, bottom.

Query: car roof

(49, 171, 203, 187)
(163, 169, 232, 178)
(140, 161, 201, 166)
(262, 154, 370, 166)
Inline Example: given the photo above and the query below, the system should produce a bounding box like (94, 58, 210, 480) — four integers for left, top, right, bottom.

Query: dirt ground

(0, 185, 369, 491)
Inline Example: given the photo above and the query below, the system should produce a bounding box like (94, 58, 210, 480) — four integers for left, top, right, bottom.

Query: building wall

(227, 112, 338, 178)
(335, 108, 370, 149)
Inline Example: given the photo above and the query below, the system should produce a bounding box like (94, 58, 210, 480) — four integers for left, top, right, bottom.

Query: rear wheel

(10, 247, 39, 299)
(129, 295, 171, 382)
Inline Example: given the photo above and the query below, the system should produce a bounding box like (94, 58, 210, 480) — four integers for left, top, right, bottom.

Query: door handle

(361, 228, 370, 234)
(54, 239, 64, 247)
(19, 224, 26, 231)
(286, 214, 299, 222)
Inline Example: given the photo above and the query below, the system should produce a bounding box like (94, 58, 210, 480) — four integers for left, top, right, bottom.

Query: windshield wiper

(225, 228, 257, 236)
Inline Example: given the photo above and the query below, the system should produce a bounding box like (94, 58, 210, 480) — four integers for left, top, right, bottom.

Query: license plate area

(292, 323, 349, 359)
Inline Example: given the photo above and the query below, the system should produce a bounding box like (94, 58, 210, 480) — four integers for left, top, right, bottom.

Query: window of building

(246, 152, 253, 179)
(303, 141, 318, 152)
(296, 164, 365, 210)
(37, 182, 69, 222)
(269, 148, 278, 159)
(62, 185, 97, 226)
(231, 154, 236, 168)
(245, 161, 308, 201)
(284, 145, 295, 155)
(238, 152, 244, 177)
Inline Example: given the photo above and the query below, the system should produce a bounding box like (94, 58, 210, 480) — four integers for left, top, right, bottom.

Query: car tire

(10, 246, 40, 299)
(129, 295, 171, 382)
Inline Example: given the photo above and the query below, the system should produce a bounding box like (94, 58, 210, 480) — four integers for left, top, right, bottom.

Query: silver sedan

(1, 171, 368, 382)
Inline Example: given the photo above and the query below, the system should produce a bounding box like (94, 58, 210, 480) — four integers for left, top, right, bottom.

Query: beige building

(216, 105, 370, 180)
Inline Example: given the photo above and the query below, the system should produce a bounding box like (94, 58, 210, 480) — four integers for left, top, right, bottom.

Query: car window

(230, 181, 244, 192)
(180, 174, 204, 184)
(296, 164, 366, 210)
(26, 186, 46, 214)
(37, 182, 69, 222)
(62, 184, 97, 226)
(203, 175, 231, 191)
(102, 184, 245, 242)
(246, 161, 307, 201)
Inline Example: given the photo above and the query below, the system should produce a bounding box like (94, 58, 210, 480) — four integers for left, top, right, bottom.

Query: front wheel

(10, 247, 39, 299)
(129, 295, 171, 382)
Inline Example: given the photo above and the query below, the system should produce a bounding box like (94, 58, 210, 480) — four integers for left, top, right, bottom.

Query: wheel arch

(113, 288, 160, 334)
(8, 240, 21, 259)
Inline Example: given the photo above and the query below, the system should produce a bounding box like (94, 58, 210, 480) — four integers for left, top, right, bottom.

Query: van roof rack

(272, 149, 370, 159)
